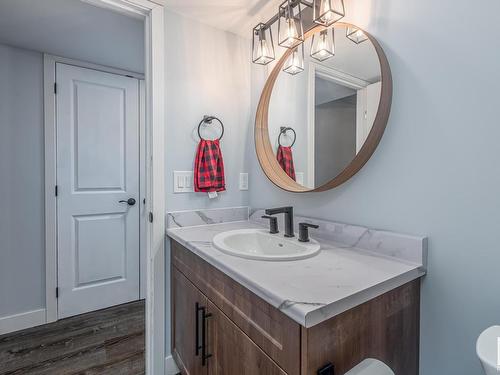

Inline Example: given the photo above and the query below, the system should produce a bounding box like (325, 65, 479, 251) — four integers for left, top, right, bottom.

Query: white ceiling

(163, 0, 281, 38)
(316, 79, 356, 105)
(0, 0, 144, 73)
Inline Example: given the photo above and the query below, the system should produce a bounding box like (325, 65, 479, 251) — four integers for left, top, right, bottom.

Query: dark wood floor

(0, 300, 145, 375)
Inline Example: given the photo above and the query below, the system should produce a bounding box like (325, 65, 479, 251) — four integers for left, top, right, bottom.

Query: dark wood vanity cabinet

(171, 240, 420, 375)
(207, 297, 288, 374)
(172, 267, 207, 375)
(172, 268, 286, 375)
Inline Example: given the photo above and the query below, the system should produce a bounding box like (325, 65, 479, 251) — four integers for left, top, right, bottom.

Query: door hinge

(56, 287, 59, 298)
(55, 185, 58, 197)
(54, 82, 57, 94)
(149, 212, 154, 223)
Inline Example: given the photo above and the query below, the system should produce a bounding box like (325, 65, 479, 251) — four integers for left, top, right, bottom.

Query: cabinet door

(172, 268, 207, 375)
(206, 300, 287, 375)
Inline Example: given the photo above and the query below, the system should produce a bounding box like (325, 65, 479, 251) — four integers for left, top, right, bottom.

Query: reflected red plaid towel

(194, 139, 226, 192)
(277, 145, 296, 181)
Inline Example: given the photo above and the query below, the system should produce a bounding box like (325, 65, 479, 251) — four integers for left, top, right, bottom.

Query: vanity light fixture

(313, 0, 345, 27)
(310, 28, 335, 62)
(251, 0, 353, 75)
(346, 26, 368, 44)
(278, 0, 304, 49)
(283, 44, 305, 75)
(252, 23, 275, 65)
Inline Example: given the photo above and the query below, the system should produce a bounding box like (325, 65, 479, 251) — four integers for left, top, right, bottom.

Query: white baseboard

(0, 308, 46, 336)
(165, 354, 179, 375)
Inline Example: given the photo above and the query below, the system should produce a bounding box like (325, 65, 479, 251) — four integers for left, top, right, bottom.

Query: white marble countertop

(166, 217, 426, 328)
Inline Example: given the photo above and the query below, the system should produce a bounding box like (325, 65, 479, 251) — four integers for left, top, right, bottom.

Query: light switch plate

(239, 173, 249, 191)
(173, 171, 194, 193)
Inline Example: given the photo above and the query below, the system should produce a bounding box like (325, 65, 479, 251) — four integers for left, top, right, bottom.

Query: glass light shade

(283, 44, 304, 75)
(310, 29, 335, 62)
(252, 23, 275, 65)
(278, 0, 304, 49)
(346, 27, 369, 44)
(313, 0, 345, 27)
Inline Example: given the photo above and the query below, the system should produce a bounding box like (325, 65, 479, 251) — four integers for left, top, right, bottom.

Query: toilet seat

(344, 359, 394, 375)
(477, 325, 500, 375)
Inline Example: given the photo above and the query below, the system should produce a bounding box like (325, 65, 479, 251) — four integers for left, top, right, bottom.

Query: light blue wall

(164, 10, 252, 213)
(0, 44, 45, 318)
(249, 0, 500, 374)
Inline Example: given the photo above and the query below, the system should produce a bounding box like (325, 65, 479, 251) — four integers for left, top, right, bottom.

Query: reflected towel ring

(198, 115, 224, 141)
(278, 126, 296, 147)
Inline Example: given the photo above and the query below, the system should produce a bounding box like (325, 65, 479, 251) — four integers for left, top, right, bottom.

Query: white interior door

(56, 63, 140, 319)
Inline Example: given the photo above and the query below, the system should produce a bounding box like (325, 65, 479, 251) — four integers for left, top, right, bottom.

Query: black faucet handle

(262, 216, 279, 234)
(298, 222, 319, 242)
(299, 223, 319, 229)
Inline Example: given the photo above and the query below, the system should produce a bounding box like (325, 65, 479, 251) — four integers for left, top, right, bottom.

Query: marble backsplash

(165, 206, 427, 268)
(251, 209, 427, 267)
(166, 206, 249, 228)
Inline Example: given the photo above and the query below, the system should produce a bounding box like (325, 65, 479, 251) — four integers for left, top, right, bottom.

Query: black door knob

(119, 198, 136, 206)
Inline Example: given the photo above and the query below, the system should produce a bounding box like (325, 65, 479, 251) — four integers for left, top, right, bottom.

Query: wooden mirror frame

(255, 23, 392, 193)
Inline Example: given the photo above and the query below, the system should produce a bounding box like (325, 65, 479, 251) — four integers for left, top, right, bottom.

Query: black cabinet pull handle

(201, 308, 213, 366)
(119, 198, 136, 206)
(195, 303, 203, 356)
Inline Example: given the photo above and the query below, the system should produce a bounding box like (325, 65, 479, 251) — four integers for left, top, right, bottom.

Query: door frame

(43, 1, 165, 373)
(306, 62, 369, 188)
(44, 54, 146, 319)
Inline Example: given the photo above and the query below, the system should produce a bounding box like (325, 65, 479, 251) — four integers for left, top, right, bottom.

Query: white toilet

(344, 359, 394, 375)
(477, 326, 500, 375)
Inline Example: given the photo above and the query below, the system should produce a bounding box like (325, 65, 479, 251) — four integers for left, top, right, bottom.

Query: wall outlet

(173, 171, 194, 193)
(239, 173, 249, 190)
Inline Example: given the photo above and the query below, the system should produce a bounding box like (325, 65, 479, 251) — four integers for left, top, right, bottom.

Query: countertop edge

(302, 268, 425, 328)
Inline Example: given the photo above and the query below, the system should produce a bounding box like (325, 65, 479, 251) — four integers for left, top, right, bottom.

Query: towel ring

(278, 127, 296, 147)
(198, 115, 224, 141)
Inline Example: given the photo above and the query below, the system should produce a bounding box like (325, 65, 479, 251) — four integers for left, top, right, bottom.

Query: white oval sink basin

(212, 229, 321, 261)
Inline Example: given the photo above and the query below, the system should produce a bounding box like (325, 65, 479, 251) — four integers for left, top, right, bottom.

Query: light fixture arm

(258, 0, 313, 32)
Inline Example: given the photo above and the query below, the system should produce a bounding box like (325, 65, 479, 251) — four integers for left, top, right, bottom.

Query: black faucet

(298, 222, 319, 242)
(265, 207, 294, 237)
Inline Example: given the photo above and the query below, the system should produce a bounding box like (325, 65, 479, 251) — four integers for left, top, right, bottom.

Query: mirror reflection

(269, 25, 382, 189)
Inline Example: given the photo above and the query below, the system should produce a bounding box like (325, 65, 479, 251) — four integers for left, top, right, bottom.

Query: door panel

(73, 213, 126, 286)
(207, 300, 287, 375)
(172, 268, 207, 375)
(57, 63, 140, 319)
(73, 81, 126, 191)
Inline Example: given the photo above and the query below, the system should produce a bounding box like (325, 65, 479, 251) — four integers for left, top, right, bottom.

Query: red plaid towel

(194, 139, 226, 192)
(277, 145, 296, 181)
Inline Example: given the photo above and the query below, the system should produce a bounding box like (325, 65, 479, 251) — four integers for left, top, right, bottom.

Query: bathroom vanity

(168, 213, 426, 375)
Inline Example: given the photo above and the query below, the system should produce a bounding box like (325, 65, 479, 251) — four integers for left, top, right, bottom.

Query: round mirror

(255, 23, 392, 192)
